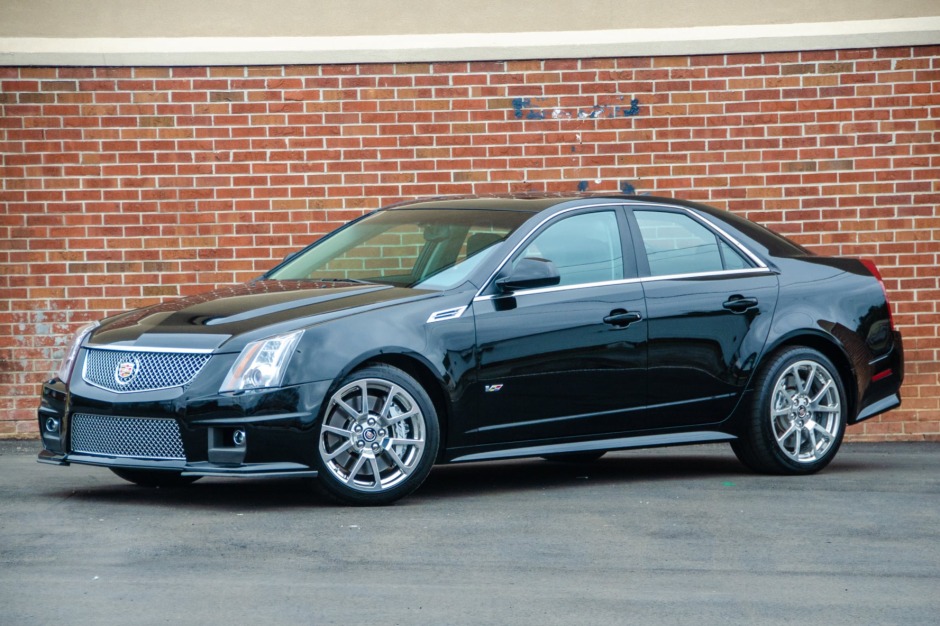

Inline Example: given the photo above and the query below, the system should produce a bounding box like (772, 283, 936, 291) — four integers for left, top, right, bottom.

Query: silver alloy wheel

(318, 378, 427, 492)
(769, 359, 842, 463)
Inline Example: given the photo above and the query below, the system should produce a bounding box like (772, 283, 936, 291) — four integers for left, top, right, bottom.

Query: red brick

(1, 46, 938, 441)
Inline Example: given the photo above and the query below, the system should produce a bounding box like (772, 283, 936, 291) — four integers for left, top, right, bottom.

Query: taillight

(860, 259, 895, 330)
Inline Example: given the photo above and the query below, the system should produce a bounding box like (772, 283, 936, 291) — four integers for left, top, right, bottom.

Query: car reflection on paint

(38, 194, 904, 505)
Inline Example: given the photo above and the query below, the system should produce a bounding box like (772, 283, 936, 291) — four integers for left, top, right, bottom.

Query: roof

(384, 192, 688, 214)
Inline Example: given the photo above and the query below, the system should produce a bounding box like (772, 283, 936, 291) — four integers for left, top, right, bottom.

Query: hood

(88, 280, 436, 351)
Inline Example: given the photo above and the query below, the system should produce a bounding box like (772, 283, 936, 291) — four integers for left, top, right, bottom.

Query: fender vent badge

(427, 306, 468, 323)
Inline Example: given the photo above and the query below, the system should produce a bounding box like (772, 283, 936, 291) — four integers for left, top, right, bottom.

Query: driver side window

(517, 211, 624, 286)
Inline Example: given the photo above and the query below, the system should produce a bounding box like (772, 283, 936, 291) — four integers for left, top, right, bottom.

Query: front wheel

(314, 365, 440, 506)
(732, 347, 847, 475)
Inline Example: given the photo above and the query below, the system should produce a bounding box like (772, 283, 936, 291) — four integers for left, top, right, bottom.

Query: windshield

(266, 208, 532, 290)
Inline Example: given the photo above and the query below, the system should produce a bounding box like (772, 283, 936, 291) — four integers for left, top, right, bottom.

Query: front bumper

(38, 448, 319, 478)
(37, 371, 333, 477)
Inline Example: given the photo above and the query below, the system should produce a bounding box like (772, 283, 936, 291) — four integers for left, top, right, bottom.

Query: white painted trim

(1, 17, 938, 66)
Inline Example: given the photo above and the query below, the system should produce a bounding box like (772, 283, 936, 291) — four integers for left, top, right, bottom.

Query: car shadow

(417, 451, 750, 499)
(44, 445, 877, 509)
(47, 475, 322, 510)
(47, 447, 765, 509)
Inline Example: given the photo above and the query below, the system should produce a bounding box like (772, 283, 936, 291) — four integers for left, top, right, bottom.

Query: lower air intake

(70, 413, 186, 460)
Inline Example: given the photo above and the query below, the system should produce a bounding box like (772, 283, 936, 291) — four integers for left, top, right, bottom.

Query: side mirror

(495, 257, 561, 293)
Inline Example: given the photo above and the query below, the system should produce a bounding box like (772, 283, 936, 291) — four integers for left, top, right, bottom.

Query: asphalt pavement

(1, 440, 938, 625)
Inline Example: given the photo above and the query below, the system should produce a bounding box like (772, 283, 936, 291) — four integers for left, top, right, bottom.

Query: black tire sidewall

(313, 364, 440, 505)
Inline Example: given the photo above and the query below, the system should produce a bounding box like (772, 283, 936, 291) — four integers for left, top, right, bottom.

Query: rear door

(628, 207, 779, 428)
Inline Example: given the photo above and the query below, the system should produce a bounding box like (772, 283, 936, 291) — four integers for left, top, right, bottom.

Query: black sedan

(38, 194, 904, 505)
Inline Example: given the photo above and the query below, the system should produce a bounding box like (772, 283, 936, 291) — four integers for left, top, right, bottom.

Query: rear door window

(633, 210, 752, 276)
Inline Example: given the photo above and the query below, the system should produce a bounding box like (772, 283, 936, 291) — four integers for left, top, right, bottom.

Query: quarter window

(516, 211, 624, 286)
(634, 211, 751, 276)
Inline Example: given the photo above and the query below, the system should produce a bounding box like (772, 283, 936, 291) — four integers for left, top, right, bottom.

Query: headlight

(55, 322, 99, 384)
(220, 329, 304, 393)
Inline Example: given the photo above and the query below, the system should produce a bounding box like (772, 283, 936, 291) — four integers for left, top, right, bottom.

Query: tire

(110, 468, 201, 488)
(314, 364, 440, 506)
(541, 451, 606, 463)
(732, 346, 846, 475)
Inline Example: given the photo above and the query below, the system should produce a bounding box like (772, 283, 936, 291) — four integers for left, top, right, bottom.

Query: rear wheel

(110, 468, 201, 488)
(314, 365, 439, 506)
(732, 346, 846, 475)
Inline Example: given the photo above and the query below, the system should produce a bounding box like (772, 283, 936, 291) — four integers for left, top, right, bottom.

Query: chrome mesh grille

(70, 413, 186, 460)
(82, 349, 211, 393)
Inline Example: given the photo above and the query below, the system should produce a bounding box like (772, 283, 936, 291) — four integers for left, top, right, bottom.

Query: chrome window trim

(84, 344, 215, 354)
(474, 277, 641, 301)
(474, 199, 772, 301)
(626, 202, 769, 271)
(472, 267, 773, 302)
(639, 267, 773, 283)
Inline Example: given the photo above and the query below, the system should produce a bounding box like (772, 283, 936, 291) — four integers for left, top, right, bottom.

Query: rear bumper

(853, 329, 904, 424)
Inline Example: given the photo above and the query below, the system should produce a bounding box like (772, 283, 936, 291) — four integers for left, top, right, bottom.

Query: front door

(465, 209, 649, 446)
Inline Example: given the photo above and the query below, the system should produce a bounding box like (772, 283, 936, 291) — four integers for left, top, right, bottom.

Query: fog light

(232, 429, 246, 446)
(44, 417, 60, 433)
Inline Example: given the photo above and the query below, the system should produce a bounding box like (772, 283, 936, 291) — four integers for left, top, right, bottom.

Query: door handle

(603, 310, 642, 327)
(722, 296, 759, 313)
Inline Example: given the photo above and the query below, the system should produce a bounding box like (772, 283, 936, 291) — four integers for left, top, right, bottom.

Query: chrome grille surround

(82, 348, 211, 393)
(70, 413, 186, 460)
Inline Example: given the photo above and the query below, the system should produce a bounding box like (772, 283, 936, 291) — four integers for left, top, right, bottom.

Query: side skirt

(447, 431, 736, 464)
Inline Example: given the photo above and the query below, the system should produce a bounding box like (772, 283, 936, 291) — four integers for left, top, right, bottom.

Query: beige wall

(2, 0, 939, 37)
(1, 1, 939, 66)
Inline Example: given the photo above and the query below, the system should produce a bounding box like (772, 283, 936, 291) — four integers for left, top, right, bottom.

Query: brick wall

(1, 46, 938, 440)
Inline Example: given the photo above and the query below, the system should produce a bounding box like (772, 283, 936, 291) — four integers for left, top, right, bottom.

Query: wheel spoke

(321, 424, 352, 437)
(809, 378, 833, 405)
(810, 421, 832, 441)
(357, 381, 370, 414)
(384, 447, 412, 475)
(323, 440, 352, 460)
(811, 403, 840, 414)
(367, 456, 383, 491)
(345, 454, 368, 485)
(777, 422, 798, 444)
(806, 426, 818, 459)
(389, 437, 425, 452)
(384, 408, 418, 427)
(791, 428, 802, 458)
(335, 398, 360, 419)
(787, 370, 802, 393)
(378, 384, 403, 419)
(801, 363, 817, 394)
